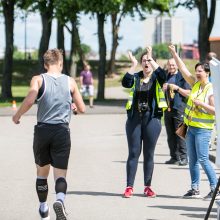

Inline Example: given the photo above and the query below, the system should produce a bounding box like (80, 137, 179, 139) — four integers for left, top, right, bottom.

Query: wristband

(176, 87, 180, 92)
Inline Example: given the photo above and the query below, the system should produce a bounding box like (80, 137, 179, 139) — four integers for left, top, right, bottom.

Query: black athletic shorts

(33, 123, 71, 169)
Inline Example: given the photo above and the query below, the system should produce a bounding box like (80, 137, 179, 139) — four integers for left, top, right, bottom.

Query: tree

(176, 0, 216, 62)
(54, 0, 86, 77)
(108, 0, 174, 76)
(57, 20, 68, 74)
(0, 0, 36, 99)
(81, 0, 111, 100)
(20, 0, 55, 71)
(0, 0, 15, 99)
(37, 0, 54, 71)
(153, 43, 170, 59)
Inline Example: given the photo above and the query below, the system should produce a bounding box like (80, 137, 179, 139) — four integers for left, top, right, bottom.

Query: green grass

(12, 86, 29, 97)
(0, 86, 28, 106)
(0, 59, 198, 107)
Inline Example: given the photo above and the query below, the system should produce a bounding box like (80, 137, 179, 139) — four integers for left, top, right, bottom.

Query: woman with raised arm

(169, 45, 219, 200)
(122, 46, 167, 198)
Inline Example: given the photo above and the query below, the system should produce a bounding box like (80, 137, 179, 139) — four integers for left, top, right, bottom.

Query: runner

(12, 48, 85, 220)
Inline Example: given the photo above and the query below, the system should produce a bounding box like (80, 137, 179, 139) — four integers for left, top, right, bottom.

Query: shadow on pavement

(67, 190, 122, 197)
(148, 205, 217, 219)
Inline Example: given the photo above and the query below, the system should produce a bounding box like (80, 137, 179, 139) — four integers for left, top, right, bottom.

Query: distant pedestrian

(12, 48, 85, 219)
(163, 58, 191, 166)
(206, 52, 217, 62)
(80, 63, 94, 108)
(169, 45, 220, 200)
(206, 51, 217, 82)
(122, 46, 167, 198)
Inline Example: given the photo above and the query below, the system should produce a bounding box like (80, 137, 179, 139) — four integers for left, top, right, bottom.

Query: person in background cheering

(122, 46, 167, 198)
(169, 45, 220, 200)
(163, 58, 191, 166)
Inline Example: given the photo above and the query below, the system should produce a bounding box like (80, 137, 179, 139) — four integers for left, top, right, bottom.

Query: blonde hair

(43, 49, 63, 67)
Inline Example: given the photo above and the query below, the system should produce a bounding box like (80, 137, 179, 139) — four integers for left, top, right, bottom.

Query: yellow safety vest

(184, 81, 215, 129)
(125, 78, 167, 111)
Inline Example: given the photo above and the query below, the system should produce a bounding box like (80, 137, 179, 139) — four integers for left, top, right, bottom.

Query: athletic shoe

(182, 189, 201, 199)
(165, 158, 179, 165)
(179, 159, 188, 166)
(204, 190, 220, 200)
(123, 187, 133, 198)
(53, 200, 67, 220)
(39, 207, 50, 220)
(144, 186, 156, 198)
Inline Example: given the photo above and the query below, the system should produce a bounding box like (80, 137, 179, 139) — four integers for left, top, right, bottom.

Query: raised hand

(128, 51, 138, 67)
(146, 46, 152, 59)
(168, 45, 176, 54)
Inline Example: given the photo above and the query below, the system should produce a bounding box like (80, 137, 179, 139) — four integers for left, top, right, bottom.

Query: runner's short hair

(43, 49, 63, 67)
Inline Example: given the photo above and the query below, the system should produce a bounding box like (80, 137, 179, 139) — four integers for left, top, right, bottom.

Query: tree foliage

(176, 0, 216, 61)
(153, 44, 170, 59)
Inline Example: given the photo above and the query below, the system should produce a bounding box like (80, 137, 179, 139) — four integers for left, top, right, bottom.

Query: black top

(165, 71, 191, 112)
(135, 79, 153, 112)
(122, 67, 167, 119)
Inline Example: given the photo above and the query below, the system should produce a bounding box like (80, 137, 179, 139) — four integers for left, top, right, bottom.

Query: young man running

(12, 49, 85, 220)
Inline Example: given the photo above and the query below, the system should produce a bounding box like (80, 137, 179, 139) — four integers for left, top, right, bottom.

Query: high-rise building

(144, 15, 183, 46)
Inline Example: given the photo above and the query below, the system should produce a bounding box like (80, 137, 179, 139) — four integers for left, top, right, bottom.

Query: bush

(153, 43, 170, 59)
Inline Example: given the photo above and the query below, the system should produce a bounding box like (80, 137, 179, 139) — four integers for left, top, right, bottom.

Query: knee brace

(55, 177, 67, 194)
(36, 178, 48, 203)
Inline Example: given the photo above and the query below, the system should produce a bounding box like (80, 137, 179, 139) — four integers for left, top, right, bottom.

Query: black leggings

(126, 111, 161, 187)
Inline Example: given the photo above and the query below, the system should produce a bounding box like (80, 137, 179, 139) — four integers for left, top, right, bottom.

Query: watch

(176, 87, 180, 92)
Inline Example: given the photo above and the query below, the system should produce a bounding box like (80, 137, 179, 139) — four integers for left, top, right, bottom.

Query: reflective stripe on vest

(183, 82, 215, 129)
(125, 79, 167, 110)
(156, 83, 167, 109)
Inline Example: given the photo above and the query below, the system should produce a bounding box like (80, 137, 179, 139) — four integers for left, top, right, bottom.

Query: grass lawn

(0, 86, 29, 107)
(0, 58, 198, 107)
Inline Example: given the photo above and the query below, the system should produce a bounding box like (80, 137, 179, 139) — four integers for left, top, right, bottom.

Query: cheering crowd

(122, 45, 219, 201)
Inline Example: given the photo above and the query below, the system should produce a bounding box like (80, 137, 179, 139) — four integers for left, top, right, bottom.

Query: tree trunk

(97, 13, 107, 100)
(1, 0, 15, 99)
(69, 20, 86, 77)
(196, 0, 216, 62)
(57, 20, 68, 75)
(38, 1, 53, 72)
(108, 13, 119, 76)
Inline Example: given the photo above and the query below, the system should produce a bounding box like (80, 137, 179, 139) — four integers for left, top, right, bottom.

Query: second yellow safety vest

(184, 81, 215, 129)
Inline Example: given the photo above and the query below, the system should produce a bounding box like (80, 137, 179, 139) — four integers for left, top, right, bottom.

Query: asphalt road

(0, 113, 219, 220)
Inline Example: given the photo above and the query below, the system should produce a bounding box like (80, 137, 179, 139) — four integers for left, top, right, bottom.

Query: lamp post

(24, 12, 27, 60)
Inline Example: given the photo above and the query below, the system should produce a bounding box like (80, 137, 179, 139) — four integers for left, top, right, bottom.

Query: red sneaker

(144, 186, 156, 198)
(124, 187, 133, 198)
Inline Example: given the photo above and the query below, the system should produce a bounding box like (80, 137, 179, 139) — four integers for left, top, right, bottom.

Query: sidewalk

(0, 86, 218, 219)
(0, 114, 219, 220)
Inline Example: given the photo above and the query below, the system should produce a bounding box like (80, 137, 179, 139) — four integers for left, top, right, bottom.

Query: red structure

(181, 44, 199, 60)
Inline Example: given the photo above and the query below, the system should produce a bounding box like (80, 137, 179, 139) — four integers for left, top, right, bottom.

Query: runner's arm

(12, 75, 42, 124)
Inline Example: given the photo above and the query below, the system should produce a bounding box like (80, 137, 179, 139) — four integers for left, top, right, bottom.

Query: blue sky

(0, 2, 219, 53)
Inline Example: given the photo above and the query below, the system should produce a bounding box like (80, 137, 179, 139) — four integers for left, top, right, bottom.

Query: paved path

(0, 86, 219, 219)
(0, 113, 219, 220)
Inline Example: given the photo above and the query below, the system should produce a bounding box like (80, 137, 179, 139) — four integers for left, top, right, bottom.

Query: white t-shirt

(198, 86, 213, 105)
